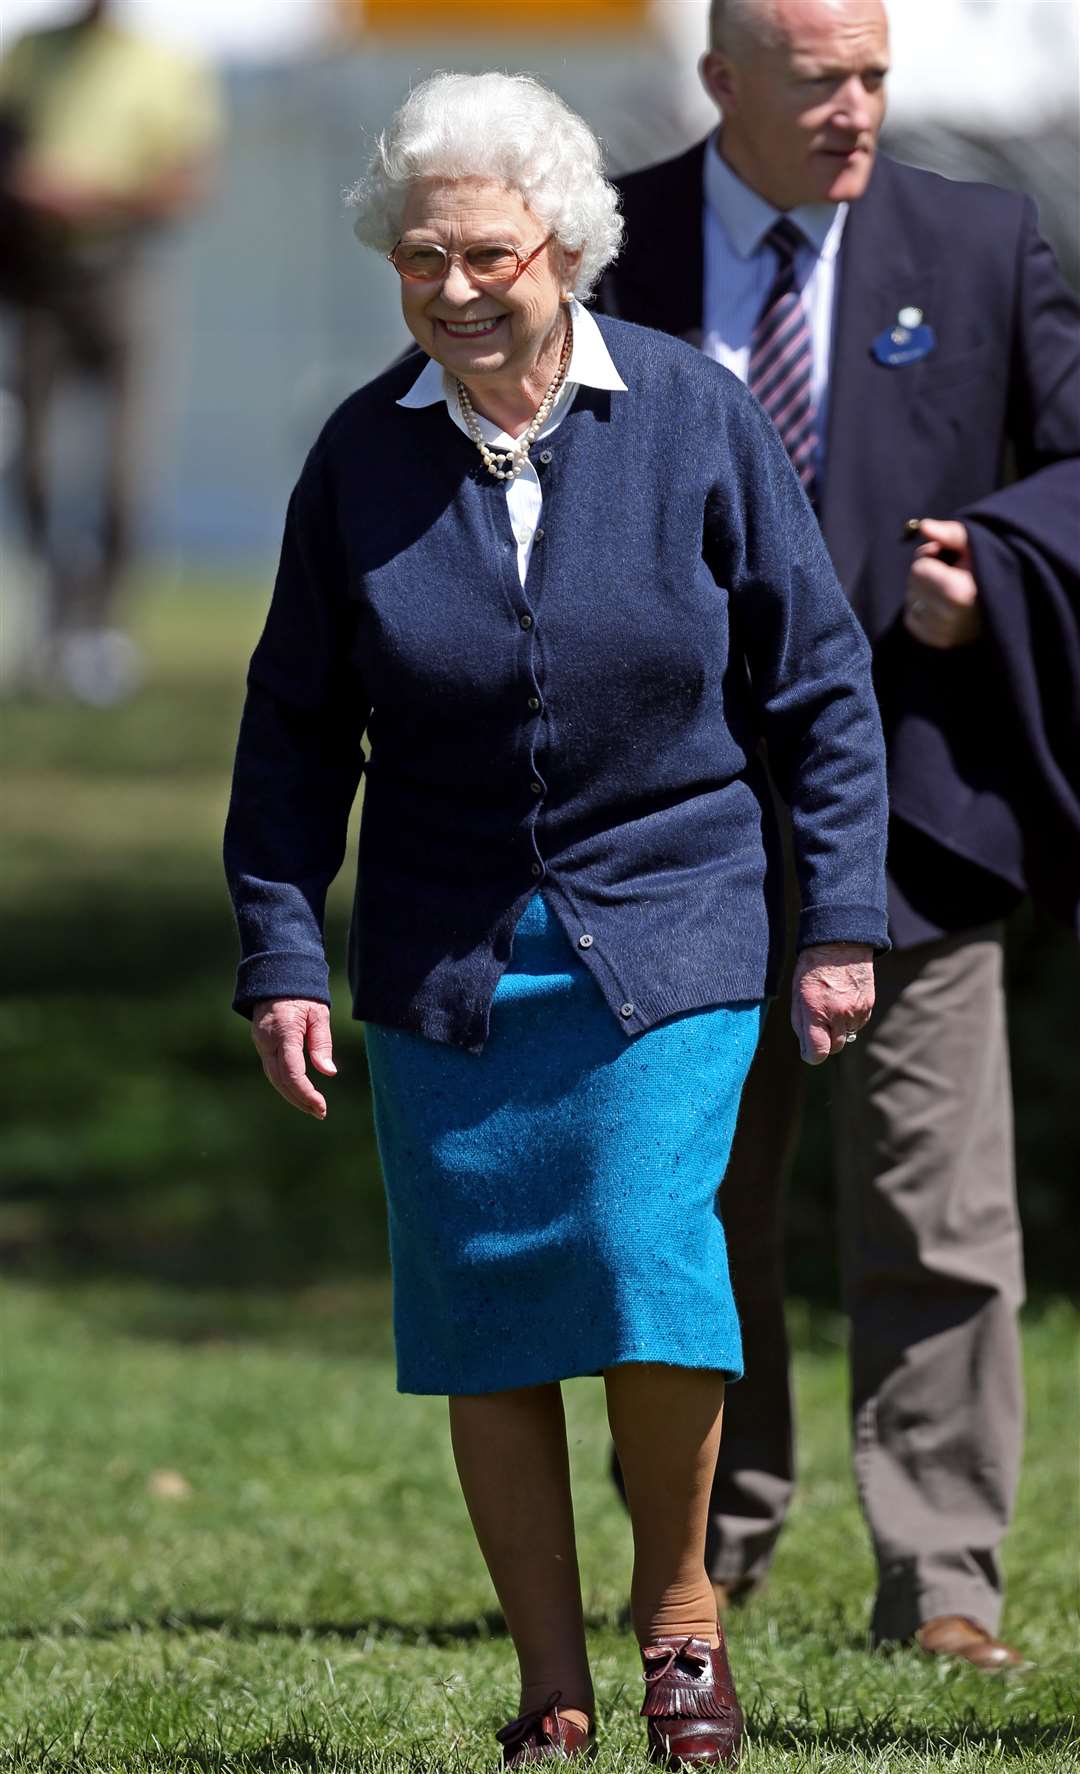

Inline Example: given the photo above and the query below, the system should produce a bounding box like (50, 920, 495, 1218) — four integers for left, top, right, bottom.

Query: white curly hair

(347, 71, 624, 300)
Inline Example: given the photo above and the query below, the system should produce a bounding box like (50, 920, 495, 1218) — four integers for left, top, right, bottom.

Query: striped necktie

(748, 218, 818, 505)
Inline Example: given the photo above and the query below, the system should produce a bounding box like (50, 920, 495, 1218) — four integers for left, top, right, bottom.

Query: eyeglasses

(388, 235, 553, 285)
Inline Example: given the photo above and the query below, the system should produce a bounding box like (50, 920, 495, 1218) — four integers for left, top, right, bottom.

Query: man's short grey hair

(712, 0, 794, 51)
(710, 0, 855, 53)
(709, 0, 775, 51)
(347, 71, 623, 300)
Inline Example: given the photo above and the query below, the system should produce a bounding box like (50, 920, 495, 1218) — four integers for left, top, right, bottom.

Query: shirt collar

(703, 128, 847, 262)
(396, 295, 627, 416)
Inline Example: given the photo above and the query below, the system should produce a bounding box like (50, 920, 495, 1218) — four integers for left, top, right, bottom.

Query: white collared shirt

(397, 296, 628, 586)
(702, 132, 847, 478)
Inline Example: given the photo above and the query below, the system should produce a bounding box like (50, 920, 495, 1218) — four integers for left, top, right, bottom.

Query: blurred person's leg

(88, 265, 140, 631)
(830, 926, 1024, 1644)
(703, 979, 804, 1599)
(45, 262, 143, 702)
(13, 304, 64, 620)
(449, 1384, 594, 1730)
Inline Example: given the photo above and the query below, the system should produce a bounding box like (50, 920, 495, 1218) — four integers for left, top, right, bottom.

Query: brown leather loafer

(640, 1632, 743, 1766)
(496, 1694, 595, 1765)
(916, 1615, 1029, 1672)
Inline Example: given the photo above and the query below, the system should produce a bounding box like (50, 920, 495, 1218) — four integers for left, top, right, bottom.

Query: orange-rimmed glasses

(387, 234, 554, 285)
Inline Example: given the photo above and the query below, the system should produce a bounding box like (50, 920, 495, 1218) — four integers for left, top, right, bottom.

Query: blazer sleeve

(224, 439, 370, 1016)
(707, 383, 890, 953)
(1008, 197, 1080, 474)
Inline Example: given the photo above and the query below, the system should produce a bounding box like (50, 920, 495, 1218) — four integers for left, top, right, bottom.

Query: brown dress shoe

(495, 1694, 595, 1765)
(916, 1615, 1029, 1672)
(640, 1632, 744, 1766)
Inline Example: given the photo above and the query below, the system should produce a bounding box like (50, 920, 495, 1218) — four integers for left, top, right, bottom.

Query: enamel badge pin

(871, 305, 937, 367)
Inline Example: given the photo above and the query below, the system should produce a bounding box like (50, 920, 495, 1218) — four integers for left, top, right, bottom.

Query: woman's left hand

(791, 943, 875, 1064)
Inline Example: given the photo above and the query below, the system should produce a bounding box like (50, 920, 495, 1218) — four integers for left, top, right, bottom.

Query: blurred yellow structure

(344, 0, 650, 32)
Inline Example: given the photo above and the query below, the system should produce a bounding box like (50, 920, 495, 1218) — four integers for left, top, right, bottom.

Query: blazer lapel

(820, 157, 938, 604)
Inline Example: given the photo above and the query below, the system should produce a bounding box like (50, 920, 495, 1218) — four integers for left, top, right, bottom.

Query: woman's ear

(560, 246, 584, 301)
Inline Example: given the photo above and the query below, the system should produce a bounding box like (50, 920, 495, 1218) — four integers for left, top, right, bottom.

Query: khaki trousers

(708, 924, 1025, 1641)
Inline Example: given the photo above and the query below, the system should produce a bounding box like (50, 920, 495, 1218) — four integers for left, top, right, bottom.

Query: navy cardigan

(225, 315, 889, 1052)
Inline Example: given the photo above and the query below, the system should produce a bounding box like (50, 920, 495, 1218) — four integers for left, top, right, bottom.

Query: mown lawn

(1, 1284, 1078, 1772)
(2, 576, 1078, 1769)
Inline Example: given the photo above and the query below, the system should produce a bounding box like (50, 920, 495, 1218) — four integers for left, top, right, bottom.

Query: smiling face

(702, 0, 890, 209)
(396, 178, 578, 398)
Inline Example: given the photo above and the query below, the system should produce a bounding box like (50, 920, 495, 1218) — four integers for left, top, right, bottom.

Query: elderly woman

(225, 71, 886, 1769)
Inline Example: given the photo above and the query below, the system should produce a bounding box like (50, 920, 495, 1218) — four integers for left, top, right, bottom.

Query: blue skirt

(364, 894, 762, 1395)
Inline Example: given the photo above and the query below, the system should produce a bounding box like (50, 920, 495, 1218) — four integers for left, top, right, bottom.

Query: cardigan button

(519, 613, 533, 630)
(539, 450, 553, 464)
(531, 862, 543, 877)
(527, 696, 541, 712)
(620, 1002, 635, 1019)
(530, 780, 543, 795)
(578, 934, 593, 949)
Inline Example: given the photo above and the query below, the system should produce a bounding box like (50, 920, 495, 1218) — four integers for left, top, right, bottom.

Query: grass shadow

(748, 1704, 1080, 1755)
(3, 1610, 514, 1648)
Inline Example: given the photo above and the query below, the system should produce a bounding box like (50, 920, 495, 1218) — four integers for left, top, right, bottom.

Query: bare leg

(449, 1384, 593, 1727)
(605, 1363, 726, 1645)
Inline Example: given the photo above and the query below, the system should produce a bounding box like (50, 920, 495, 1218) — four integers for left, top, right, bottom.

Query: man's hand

(904, 518, 982, 649)
(791, 943, 875, 1065)
(251, 998, 337, 1118)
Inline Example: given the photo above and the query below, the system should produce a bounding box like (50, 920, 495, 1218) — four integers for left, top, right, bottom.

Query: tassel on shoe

(641, 1638, 733, 1720)
(496, 1692, 595, 1765)
(639, 1633, 744, 1767)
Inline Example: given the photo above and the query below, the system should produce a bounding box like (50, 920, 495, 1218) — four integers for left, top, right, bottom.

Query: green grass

(3, 572, 1079, 1768)
(2, 1284, 1078, 1771)
(1, 580, 384, 1287)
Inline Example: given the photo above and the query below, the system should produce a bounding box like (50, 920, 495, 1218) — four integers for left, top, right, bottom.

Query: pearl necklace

(457, 320, 573, 483)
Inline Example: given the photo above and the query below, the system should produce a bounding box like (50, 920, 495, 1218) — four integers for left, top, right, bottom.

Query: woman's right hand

(251, 998, 337, 1119)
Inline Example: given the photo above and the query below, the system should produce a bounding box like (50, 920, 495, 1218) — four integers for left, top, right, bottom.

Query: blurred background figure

(0, 0, 221, 703)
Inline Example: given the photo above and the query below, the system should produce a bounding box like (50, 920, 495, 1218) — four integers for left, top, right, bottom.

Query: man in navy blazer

(598, 0, 1080, 1669)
